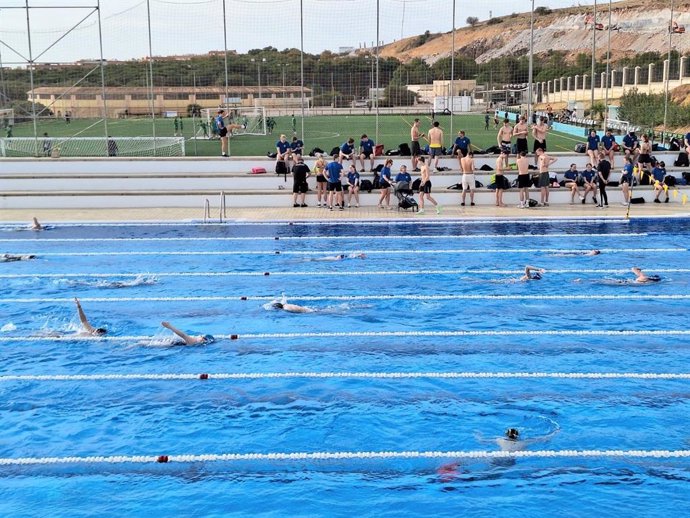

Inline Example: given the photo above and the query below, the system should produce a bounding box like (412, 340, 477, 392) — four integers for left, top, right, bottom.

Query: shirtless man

(536, 147, 557, 206)
(516, 151, 531, 208)
(417, 156, 441, 214)
(410, 118, 425, 172)
(74, 298, 107, 335)
(161, 321, 214, 345)
(496, 119, 512, 168)
(427, 121, 444, 172)
(492, 150, 509, 207)
(460, 150, 476, 206)
(532, 116, 549, 166)
(512, 116, 529, 157)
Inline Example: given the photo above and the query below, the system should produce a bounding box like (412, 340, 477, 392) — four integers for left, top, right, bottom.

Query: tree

(381, 84, 417, 107)
(466, 16, 479, 27)
(534, 7, 552, 15)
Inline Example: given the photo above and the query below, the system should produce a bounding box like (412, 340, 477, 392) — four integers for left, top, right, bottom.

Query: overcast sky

(0, 0, 598, 63)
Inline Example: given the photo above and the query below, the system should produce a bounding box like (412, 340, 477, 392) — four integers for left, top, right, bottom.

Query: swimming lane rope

(0, 266, 687, 279)
(0, 232, 647, 243)
(2, 294, 690, 304)
(1, 248, 683, 258)
(2, 372, 689, 382)
(1, 329, 689, 343)
(0, 449, 688, 466)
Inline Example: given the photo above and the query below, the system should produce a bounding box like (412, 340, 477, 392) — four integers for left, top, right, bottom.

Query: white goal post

(196, 106, 266, 139)
(0, 136, 185, 157)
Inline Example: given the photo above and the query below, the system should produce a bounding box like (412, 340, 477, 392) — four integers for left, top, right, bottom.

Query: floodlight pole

(375, 0, 380, 144)
(145, 0, 157, 153)
(528, 0, 534, 122)
(604, 0, 612, 130)
(24, 0, 38, 156)
(663, 0, 674, 142)
(449, 0, 456, 138)
(222, 0, 229, 104)
(96, 0, 108, 149)
(299, 0, 305, 139)
(0, 35, 6, 108)
(591, 0, 597, 122)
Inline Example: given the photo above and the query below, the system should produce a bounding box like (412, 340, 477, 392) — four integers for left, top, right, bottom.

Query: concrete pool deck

(1, 203, 688, 223)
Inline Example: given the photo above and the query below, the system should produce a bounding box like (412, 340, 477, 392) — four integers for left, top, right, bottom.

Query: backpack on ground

(575, 143, 586, 153)
(674, 152, 689, 167)
(528, 199, 539, 207)
(475, 180, 483, 188)
(484, 145, 501, 154)
(630, 197, 645, 204)
(360, 179, 373, 192)
(398, 143, 412, 156)
(308, 147, 324, 157)
(275, 160, 288, 181)
(664, 175, 676, 187)
(411, 178, 422, 191)
(446, 183, 462, 190)
(329, 146, 340, 157)
(479, 164, 493, 171)
(385, 149, 400, 156)
(250, 167, 267, 174)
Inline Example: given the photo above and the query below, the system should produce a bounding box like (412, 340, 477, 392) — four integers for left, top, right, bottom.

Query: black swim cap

(272, 302, 284, 310)
(506, 428, 519, 440)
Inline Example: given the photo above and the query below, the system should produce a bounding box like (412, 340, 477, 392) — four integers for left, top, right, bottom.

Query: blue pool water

(1, 218, 689, 517)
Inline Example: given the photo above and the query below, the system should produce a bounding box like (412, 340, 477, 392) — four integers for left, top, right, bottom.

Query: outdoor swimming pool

(1, 218, 689, 516)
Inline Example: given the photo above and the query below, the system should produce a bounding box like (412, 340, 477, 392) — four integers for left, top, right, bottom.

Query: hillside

(380, 0, 690, 65)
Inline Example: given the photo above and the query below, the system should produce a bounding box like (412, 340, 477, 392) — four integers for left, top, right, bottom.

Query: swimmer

(551, 249, 601, 257)
(272, 301, 313, 313)
(161, 321, 214, 345)
(631, 267, 661, 284)
(61, 274, 158, 289)
(313, 253, 367, 261)
(31, 217, 43, 231)
(520, 265, 545, 281)
(74, 297, 107, 335)
(1, 253, 36, 262)
(496, 428, 525, 452)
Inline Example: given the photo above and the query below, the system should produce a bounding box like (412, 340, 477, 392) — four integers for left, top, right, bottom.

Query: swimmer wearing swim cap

(520, 265, 545, 281)
(631, 267, 661, 283)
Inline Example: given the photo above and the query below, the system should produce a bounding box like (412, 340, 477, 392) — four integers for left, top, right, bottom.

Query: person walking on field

(417, 157, 441, 215)
(427, 121, 444, 172)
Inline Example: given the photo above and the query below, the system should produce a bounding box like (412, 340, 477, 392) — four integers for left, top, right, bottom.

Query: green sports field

(5, 114, 584, 157)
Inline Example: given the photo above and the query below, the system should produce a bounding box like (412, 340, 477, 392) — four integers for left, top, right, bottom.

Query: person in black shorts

(291, 157, 311, 207)
(596, 152, 611, 208)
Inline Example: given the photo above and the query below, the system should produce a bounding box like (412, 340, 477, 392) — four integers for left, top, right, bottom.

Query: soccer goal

(0, 136, 185, 157)
(196, 106, 266, 139)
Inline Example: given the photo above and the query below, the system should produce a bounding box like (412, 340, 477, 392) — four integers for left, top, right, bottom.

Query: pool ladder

(203, 191, 227, 223)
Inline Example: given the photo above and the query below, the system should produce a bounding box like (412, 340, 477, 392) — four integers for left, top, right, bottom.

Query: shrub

(487, 17, 503, 25)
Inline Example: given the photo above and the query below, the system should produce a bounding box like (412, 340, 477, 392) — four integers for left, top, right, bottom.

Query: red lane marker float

(199, 374, 209, 380)
(263, 272, 270, 276)
(240, 296, 247, 300)
(157, 455, 169, 463)
(230, 334, 238, 340)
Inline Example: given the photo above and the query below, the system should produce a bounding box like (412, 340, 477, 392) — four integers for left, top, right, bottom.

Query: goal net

(197, 106, 266, 139)
(0, 109, 14, 130)
(0, 136, 185, 157)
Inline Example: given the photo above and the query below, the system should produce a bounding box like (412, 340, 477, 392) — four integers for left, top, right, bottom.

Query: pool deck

(1, 203, 688, 223)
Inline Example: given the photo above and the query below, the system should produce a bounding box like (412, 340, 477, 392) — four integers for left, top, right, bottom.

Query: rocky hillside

(380, 0, 690, 65)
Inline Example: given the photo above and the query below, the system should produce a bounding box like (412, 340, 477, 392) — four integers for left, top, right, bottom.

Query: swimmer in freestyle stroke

(161, 321, 214, 345)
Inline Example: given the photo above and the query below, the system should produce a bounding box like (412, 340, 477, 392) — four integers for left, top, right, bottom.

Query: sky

(0, 0, 599, 63)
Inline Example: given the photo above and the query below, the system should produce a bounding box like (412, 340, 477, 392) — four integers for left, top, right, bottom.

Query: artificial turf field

(5, 113, 585, 157)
